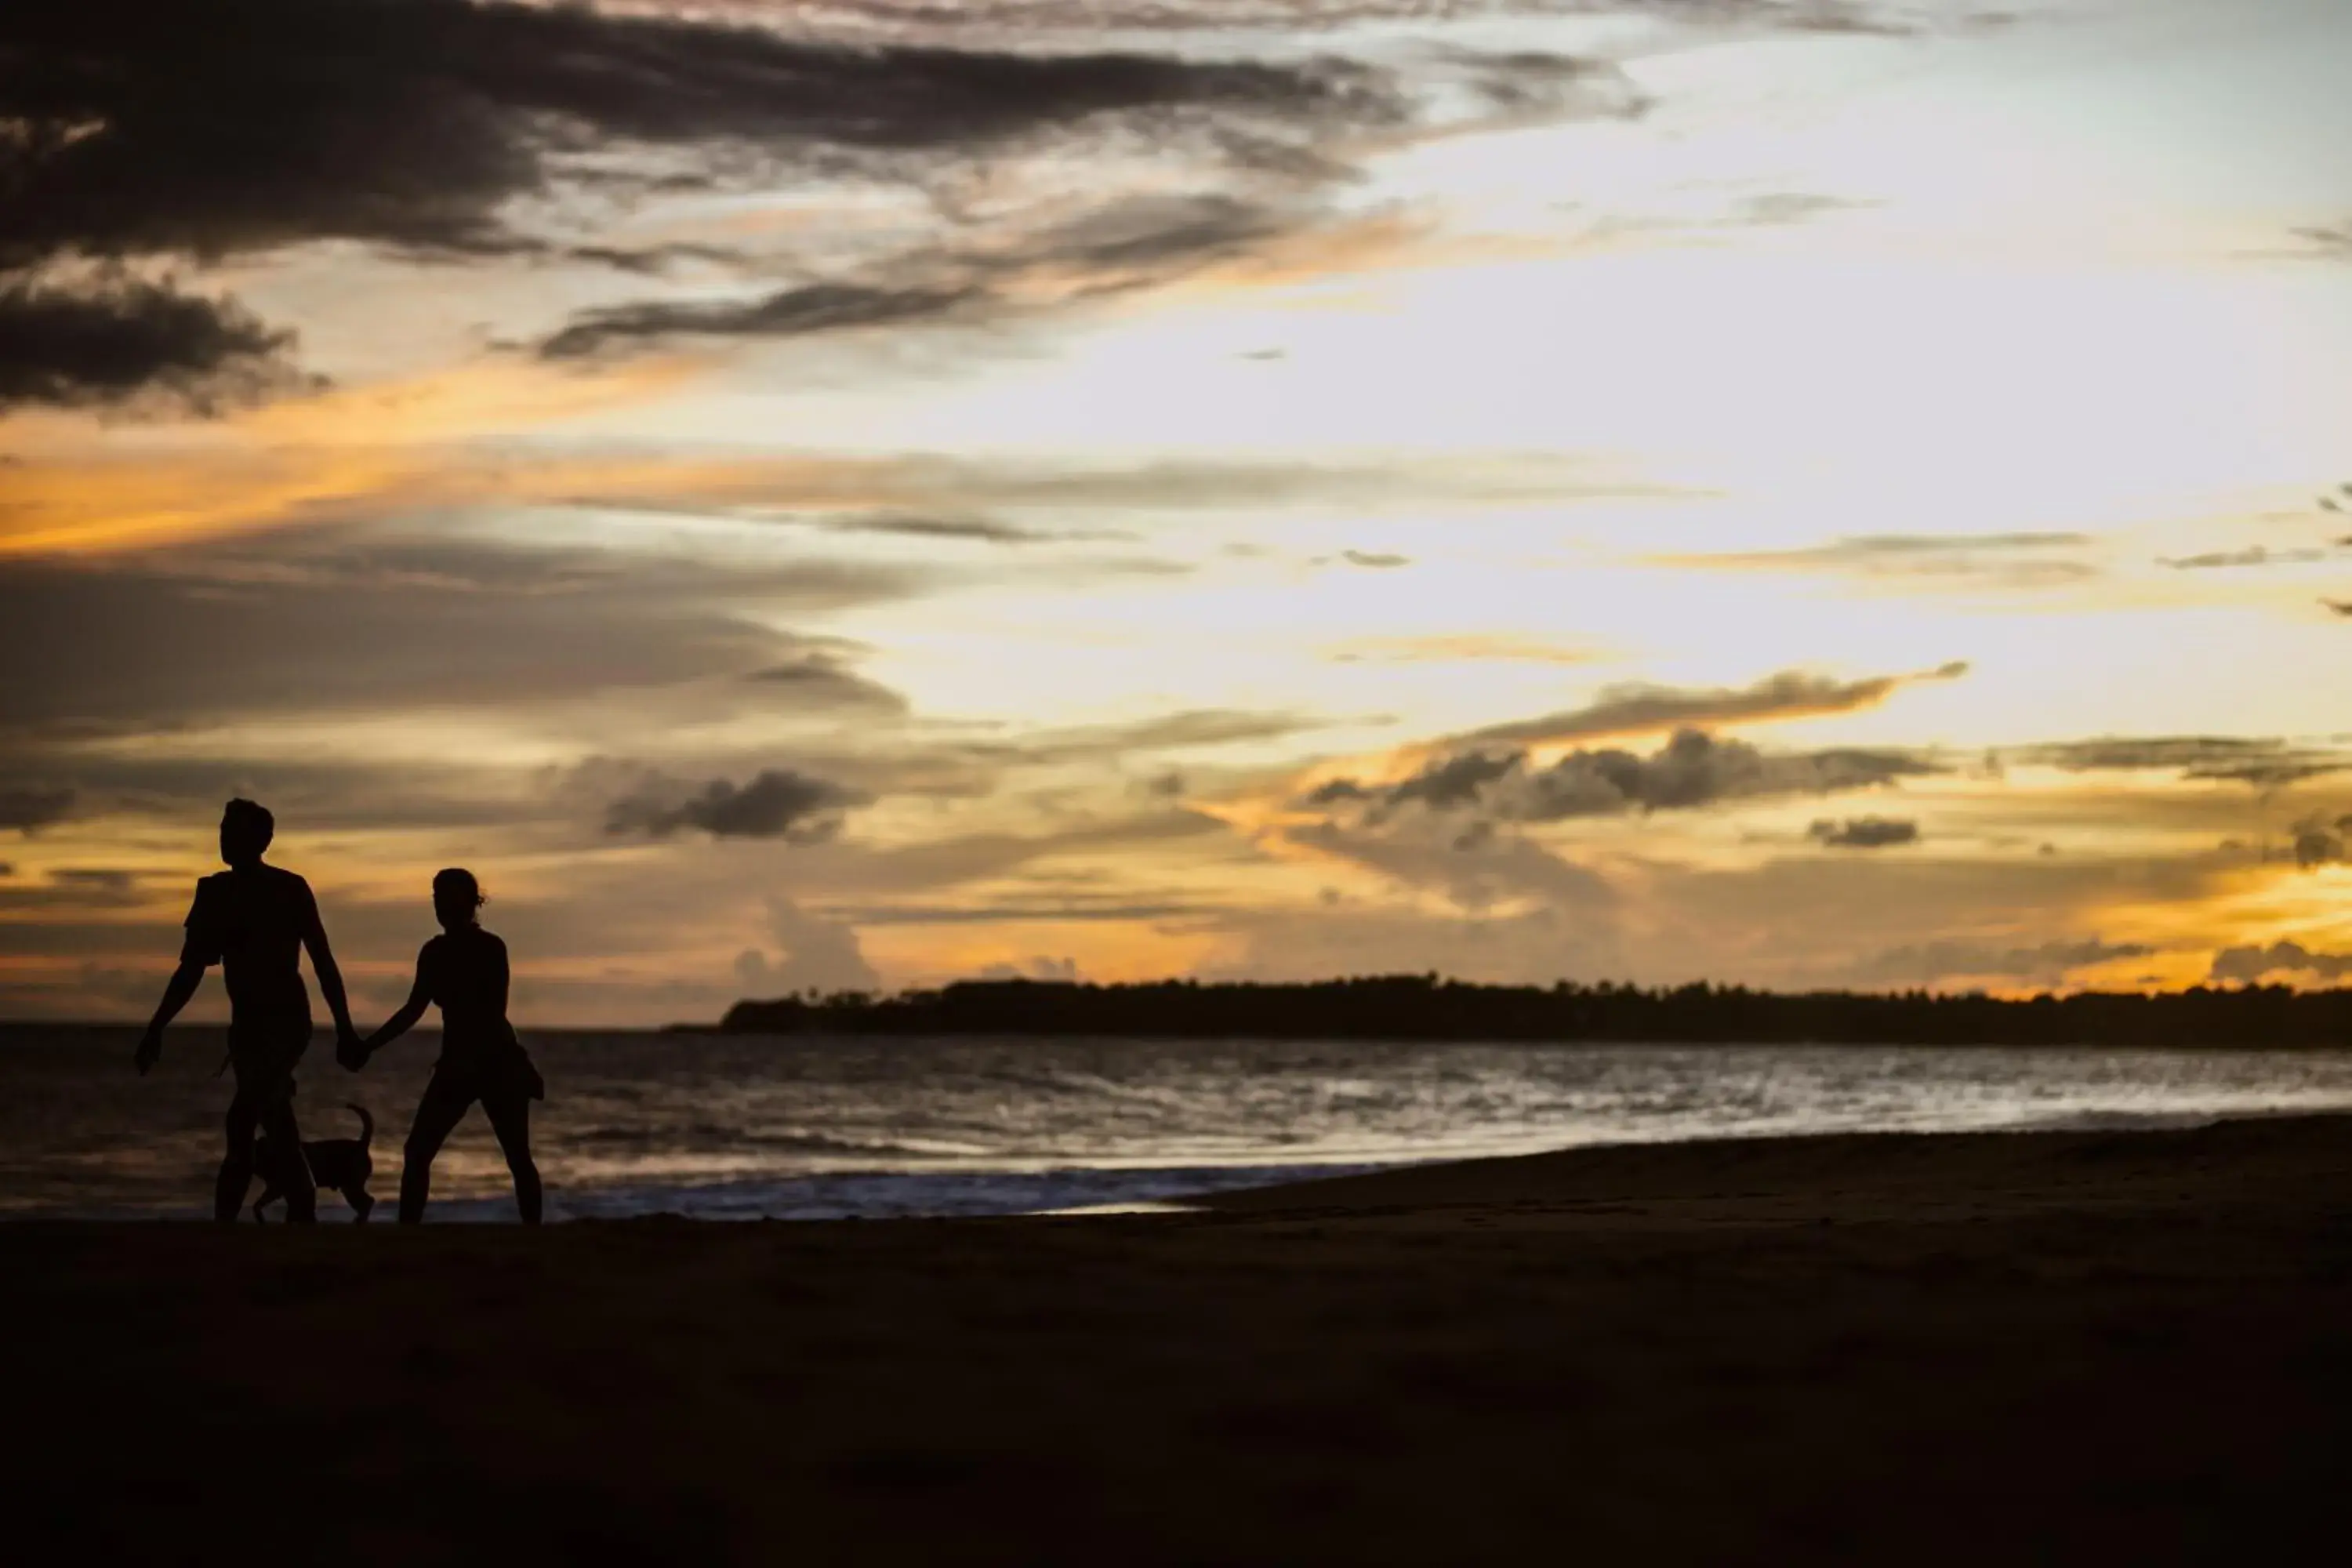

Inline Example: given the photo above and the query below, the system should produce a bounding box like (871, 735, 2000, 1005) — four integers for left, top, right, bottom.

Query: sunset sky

(3, 0, 2348, 1025)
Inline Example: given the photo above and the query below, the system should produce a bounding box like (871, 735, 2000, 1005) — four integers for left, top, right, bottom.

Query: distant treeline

(711, 976, 2352, 1047)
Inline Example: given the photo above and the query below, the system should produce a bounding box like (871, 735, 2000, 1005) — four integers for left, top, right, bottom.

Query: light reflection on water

(9, 1026, 2352, 1221)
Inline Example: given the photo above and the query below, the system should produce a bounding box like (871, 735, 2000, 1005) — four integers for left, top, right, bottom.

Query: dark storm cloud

(1461, 662, 1966, 750)
(2209, 940, 2352, 985)
(1310, 728, 1936, 826)
(0, 0, 1399, 402)
(1807, 815, 1918, 849)
(0, 273, 310, 413)
(0, 0, 1387, 270)
(605, 768, 870, 841)
(0, 786, 76, 833)
(0, 536, 920, 733)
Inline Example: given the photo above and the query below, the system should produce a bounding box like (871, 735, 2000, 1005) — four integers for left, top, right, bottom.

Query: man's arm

(136, 961, 205, 1075)
(299, 881, 359, 1047)
(140, 881, 218, 1075)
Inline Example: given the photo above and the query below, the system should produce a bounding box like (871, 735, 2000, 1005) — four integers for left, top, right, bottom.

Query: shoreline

(10, 1016, 2352, 1053)
(9, 1102, 2336, 1224)
(6, 1101, 2348, 1223)
(16, 1112, 2352, 1560)
(1200, 1104, 2352, 1211)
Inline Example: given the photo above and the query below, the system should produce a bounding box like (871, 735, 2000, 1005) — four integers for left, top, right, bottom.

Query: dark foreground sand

(14, 1116, 2352, 1563)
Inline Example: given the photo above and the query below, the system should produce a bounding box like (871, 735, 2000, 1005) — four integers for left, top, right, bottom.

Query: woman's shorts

(427, 1043, 545, 1108)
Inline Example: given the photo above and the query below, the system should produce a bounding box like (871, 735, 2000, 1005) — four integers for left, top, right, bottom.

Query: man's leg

(482, 1093, 543, 1225)
(258, 1092, 316, 1223)
(398, 1073, 473, 1225)
(214, 1089, 262, 1225)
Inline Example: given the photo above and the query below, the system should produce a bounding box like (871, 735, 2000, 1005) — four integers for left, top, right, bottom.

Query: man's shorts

(227, 1016, 312, 1107)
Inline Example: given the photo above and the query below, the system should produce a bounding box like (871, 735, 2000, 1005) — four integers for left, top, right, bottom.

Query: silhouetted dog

(253, 1102, 376, 1223)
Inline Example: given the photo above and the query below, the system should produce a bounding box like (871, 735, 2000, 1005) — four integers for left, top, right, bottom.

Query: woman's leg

(482, 1092, 543, 1225)
(397, 1072, 474, 1225)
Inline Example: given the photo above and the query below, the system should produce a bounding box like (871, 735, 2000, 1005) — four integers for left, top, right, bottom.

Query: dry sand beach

(16, 1113, 2352, 1563)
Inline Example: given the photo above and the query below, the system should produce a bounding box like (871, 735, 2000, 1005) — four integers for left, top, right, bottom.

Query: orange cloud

(0, 354, 706, 554)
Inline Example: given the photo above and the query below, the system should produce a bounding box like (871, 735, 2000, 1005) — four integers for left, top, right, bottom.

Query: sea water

(8, 1025, 2352, 1221)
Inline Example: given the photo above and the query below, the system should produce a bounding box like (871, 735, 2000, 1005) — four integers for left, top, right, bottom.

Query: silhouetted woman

(353, 869, 544, 1223)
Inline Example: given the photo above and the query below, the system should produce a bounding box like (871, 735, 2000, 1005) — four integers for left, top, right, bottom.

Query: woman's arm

(356, 945, 436, 1065)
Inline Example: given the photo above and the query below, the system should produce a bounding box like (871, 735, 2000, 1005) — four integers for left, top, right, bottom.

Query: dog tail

(346, 1102, 375, 1149)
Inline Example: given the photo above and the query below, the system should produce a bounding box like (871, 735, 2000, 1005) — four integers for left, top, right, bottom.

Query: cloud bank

(1309, 727, 1936, 826)
(606, 768, 871, 840)
(0, 273, 309, 413)
(1459, 662, 1966, 750)
(2209, 941, 2352, 985)
(1808, 815, 1919, 849)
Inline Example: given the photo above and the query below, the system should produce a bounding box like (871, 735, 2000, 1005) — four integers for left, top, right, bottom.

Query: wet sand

(14, 1114, 2352, 1563)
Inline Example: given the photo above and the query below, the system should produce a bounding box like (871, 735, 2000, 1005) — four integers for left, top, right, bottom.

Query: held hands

(336, 1024, 370, 1073)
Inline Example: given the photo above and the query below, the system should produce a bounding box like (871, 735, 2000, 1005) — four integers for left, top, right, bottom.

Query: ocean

(9, 1025, 2352, 1221)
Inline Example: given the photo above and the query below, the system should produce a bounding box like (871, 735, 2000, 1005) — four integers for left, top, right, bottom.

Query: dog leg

(350, 1189, 375, 1224)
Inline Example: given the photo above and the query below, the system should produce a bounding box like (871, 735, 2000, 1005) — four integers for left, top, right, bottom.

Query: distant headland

(700, 975, 2352, 1047)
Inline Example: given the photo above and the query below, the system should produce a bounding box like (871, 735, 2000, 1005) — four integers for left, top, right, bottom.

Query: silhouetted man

(136, 800, 361, 1224)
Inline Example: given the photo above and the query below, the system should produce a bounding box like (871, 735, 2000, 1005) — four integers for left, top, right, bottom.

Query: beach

(15, 1112, 2352, 1563)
